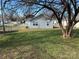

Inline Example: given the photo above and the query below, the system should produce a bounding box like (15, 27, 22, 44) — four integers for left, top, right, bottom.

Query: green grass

(0, 29, 79, 59)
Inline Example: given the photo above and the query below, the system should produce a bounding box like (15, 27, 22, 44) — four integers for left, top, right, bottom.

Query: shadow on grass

(0, 29, 79, 49)
(0, 29, 79, 59)
(0, 30, 62, 59)
(0, 30, 18, 34)
(0, 30, 62, 48)
(73, 29, 79, 38)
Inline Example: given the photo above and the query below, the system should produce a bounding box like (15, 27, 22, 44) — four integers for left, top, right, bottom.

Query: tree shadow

(72, 29, 79, 38)
(0, 30, 62, 48)
(0, 30, 79, 59)
(0, 29, 79, 49)
(0, 30, 17, 34)
(0, 30, 61, 59)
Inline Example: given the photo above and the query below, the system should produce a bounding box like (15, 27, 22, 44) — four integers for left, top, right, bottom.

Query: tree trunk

(1, 0, 5, 33)
(62, 31, 72, 39)
(62, 24, 74, 39)
(59, 22, 74, 39)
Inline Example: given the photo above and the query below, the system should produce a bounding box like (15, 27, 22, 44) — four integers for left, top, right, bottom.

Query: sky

(0, 0, 79, 17)
(0, 0, 48, 16)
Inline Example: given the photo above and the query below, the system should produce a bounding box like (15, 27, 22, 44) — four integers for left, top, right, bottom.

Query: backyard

(0, 0, 79, 59)
(0, 29, 79, 59)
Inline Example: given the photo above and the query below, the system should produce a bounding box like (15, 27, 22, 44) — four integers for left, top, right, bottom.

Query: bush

(26, 26, 29, 28)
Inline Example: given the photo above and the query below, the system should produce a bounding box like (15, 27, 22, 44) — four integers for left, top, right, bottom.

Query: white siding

(25, 17, 54, 29)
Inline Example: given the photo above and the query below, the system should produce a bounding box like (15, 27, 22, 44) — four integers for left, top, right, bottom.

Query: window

(33, 22, 38, 26)
(36, 23, 38, 26)
(33, 23, 36, 26)
(47, 22, 49, 26)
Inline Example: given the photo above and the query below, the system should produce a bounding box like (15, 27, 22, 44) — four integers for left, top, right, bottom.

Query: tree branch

(33, 7, 44, 16)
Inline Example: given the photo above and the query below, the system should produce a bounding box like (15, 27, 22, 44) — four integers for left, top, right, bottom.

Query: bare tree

(3, 0, 79, 38)
(21, 0, 79, 38)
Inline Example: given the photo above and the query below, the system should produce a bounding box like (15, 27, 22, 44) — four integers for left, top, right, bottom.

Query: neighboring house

(0, 20, 3, 25)
(25, 14, 58, 29)
(74, 22, 79, 28)
(0, 18, 11, 25)
(61, 20, 79, 29)
(74, 14, 79, 28)
(0, 20, 8, 25)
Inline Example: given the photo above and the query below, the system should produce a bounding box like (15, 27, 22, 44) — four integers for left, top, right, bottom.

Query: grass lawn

(0, 29, 79, 59)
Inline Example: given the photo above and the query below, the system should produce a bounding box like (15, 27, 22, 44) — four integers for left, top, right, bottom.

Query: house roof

(25, 14, 34, 19)
(30, 14, 52, 21)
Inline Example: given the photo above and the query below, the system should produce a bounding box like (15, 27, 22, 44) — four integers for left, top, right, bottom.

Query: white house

(74, 14, 79, 28)
(25, 14, 58, 29)
(25, 14, 79, 29)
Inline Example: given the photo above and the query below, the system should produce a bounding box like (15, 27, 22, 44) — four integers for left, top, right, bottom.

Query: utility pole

(1, 0, 5, 33)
